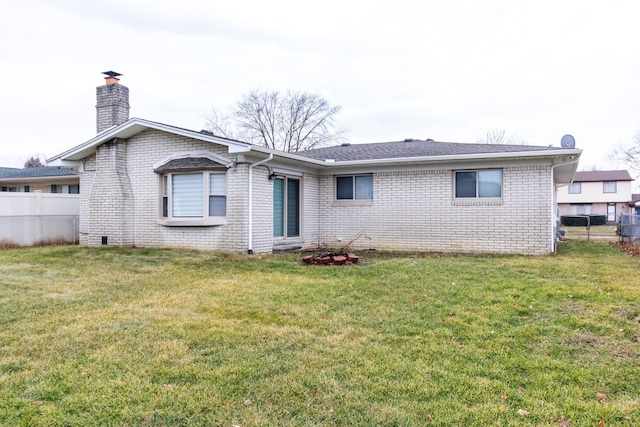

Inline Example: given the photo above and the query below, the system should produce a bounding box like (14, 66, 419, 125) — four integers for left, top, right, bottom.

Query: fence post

(35, 191, 43, 244)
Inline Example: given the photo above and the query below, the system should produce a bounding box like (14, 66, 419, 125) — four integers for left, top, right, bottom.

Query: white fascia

(46, 118, 253, 164)
(247, 145, 582, 171)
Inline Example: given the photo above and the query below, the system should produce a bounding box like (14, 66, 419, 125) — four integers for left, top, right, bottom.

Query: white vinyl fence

(0, 192, 80, 246)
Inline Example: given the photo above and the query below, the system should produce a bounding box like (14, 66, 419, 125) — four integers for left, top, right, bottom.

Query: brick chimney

(96, 71, 129, 133)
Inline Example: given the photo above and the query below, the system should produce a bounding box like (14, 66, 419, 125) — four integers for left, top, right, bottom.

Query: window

(603, 181, 617, 193)
(209, 173, 226, 216)
(571, 204, 592, 215)
(160, 172, 226, 224)
(568, 182, 581, 194)
(455, 170, 502, 198)
(153, 152, 232, 226)
(23, 186, 30, 192)
(51, 184, 58, 193)
(336, 175, 373, 200)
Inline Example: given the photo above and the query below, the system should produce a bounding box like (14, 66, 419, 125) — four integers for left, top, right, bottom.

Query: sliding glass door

(273, 177, 300, 238)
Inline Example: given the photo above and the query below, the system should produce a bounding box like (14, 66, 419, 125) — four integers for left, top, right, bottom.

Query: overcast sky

(1, 0, 639, 172)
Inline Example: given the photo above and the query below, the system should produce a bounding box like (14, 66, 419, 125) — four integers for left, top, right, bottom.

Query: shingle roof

(295, 139, 568, 162)
(0, 166, 78, 179)
(154, 157, 228, 172)
(0, 167, 20, 178)
(573, 170, 633, 182)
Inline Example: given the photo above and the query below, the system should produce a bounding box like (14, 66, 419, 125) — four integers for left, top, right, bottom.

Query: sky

(1, 0, 639, 173)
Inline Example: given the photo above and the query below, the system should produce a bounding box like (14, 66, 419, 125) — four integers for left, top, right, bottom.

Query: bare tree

(610, 131, 640, 179)
(204, 89, 348, 152)
(477, 128, 526, 145)
(23, 155, 43, 168)
(581, 163, 601, 171)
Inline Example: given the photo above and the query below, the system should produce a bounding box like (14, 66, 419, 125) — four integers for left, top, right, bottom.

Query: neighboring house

(47, 74, 581, 255)
(629, 194, 640, 215)
(556, 170, 634, 222)
(0, 166, 79, 193)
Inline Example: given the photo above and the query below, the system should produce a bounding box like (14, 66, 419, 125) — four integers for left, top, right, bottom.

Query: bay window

(160, 171, 227, 225)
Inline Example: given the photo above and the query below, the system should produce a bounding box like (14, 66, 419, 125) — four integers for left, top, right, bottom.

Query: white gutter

(247, 153, 273, 254)
(247, 145, 583, 168)
(550, 158, 580, 252)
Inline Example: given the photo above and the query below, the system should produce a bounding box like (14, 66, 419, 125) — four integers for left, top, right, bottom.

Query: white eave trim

(46, 159, 83, 168)
(315, 149, 582, 167)
(245, 146, 582, 169)
(46, 118, 253, 163)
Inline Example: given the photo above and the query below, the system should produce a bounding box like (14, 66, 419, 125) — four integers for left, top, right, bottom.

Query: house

(0, 166, 79, 193)
(629, 193, 640, 215)
(556, 170, 634, 222)
(47, 73, 581, 255)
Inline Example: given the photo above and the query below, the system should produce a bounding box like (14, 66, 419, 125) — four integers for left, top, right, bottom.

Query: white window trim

(159, 171, 227, 227)
(335, 174, 374, 201)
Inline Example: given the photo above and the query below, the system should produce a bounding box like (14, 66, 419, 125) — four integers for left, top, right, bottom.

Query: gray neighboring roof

(573, 170, 633, 182)
(0, 166, 78, 179)
(295, 139, 569, 162)
(0, 167, 20, 178)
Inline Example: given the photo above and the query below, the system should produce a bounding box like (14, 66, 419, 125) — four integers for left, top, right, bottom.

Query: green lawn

(0, 242, 639, 426)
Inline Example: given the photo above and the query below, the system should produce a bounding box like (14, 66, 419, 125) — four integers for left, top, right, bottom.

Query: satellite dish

(561, 134, 576, 148)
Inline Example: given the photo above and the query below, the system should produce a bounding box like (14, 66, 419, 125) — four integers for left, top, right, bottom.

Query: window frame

(454, 169, 503, 199)
(568, 182, 582, 194)
(273, 175, 301, 239)
(603, 181, 617, 193)
(570, 203, 592, 215)
(159, 171, 227, 226)
(335, 174, 373, 201)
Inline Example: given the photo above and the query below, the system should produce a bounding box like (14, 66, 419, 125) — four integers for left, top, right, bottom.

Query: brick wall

(317, 164, 553, 255)
(79, 155, 96, 245)
(78, 128, 555, 255)
(302, 174, 320, 250)
(82, 129, 267, 252)
(89, 138, 133, 247)
(96, 83, 129, 133)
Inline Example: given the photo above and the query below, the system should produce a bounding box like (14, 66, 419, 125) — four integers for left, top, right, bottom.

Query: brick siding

(79, 128, 554, 255)
(315, 164, 553, 255)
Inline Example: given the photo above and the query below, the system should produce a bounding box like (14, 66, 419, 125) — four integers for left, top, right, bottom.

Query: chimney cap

(102, 71, 122, 79)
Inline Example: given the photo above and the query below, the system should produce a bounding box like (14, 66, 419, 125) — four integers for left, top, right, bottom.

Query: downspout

(550, 159, 580, 252)
(248, 153, 273, 254)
